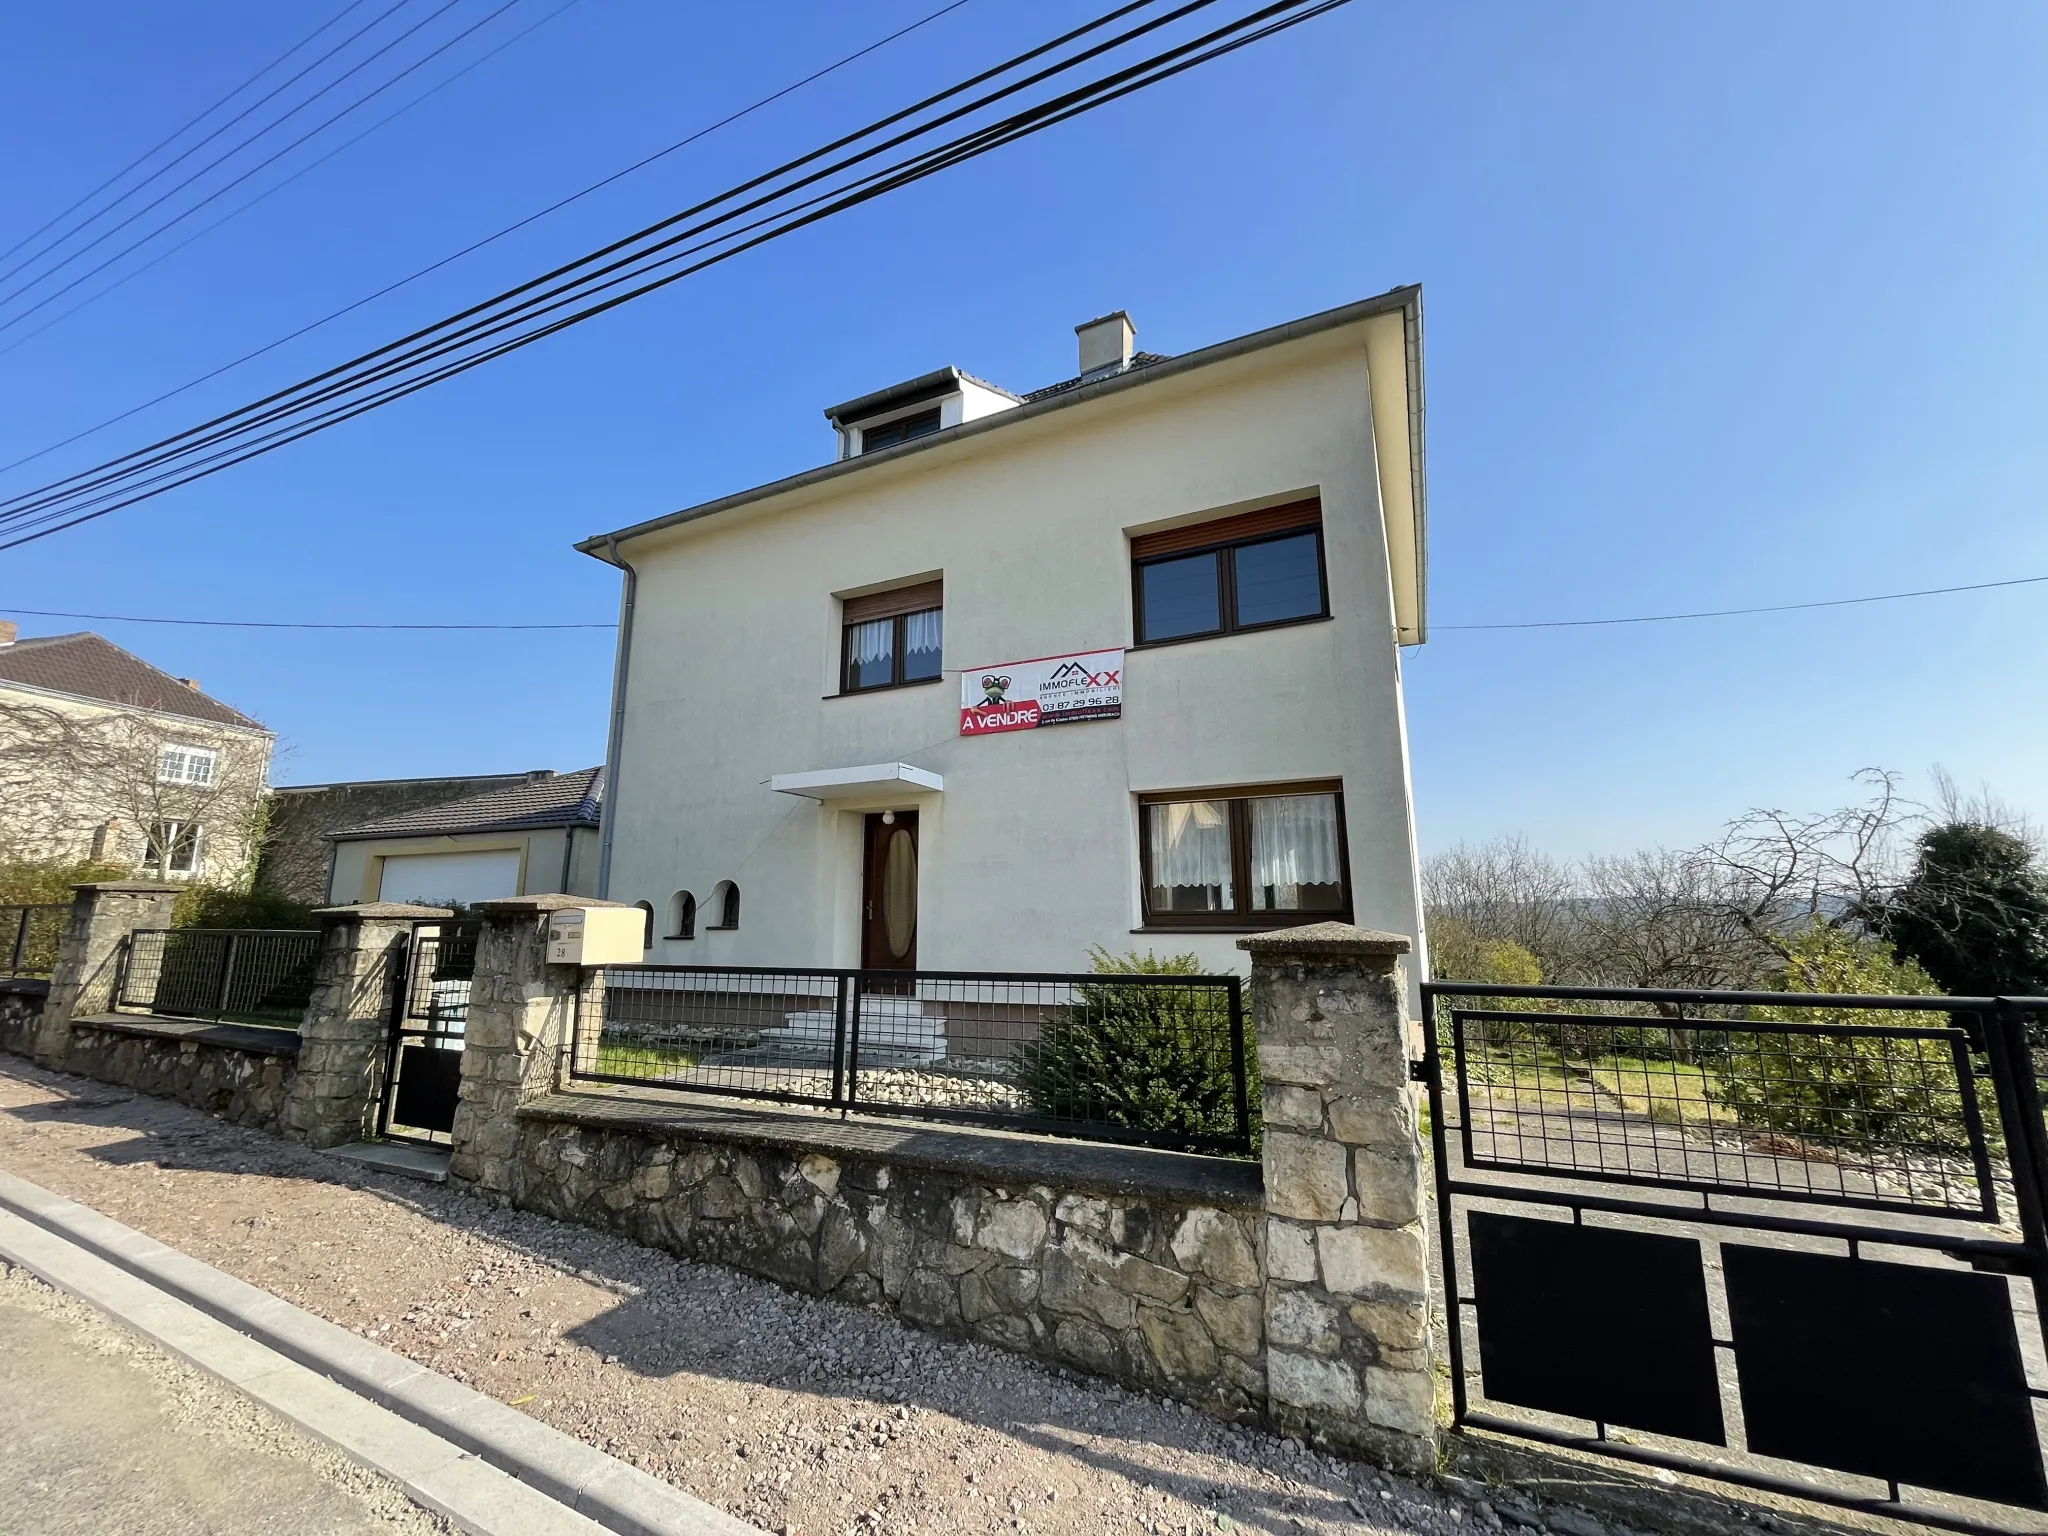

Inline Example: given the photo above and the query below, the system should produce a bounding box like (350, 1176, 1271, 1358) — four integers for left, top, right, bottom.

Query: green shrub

(1017, 947, 1256, 1153)
(1718, 925, 1971, 1152)
(0, 858, 129, 906)
(172, 884, 317, 930)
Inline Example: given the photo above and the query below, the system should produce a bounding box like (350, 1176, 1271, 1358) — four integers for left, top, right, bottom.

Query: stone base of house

(513, 1090, 1272, 1420)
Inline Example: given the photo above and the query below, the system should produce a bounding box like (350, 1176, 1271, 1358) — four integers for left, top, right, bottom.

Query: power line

(1436, 573, 2048, 630)
(0, 0, 587, 372)
(0, 0, 533, 338)
(0, 0, 375, 268)
(11, 566, 2042, 637)
(0, 606, 609, 630)
(0, 0, 1325, 548)
(0, 0, 965, 472)
(0, 0, 422, 298)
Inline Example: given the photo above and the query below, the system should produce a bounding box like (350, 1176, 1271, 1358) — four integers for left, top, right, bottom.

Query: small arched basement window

(633, 900, 654, 950)
(670, 890, 696, 940)
(709, 880, 740, 930)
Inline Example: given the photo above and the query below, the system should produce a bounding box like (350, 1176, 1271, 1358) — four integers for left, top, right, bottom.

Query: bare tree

(0, 695, 271, 884)
(1422, 835, 1583, 980)
(1574, 847, 1774, 992)
(1705, 768, 1913, 950)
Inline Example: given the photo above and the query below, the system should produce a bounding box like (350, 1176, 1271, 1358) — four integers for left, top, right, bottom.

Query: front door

(861, 811, 918, 980)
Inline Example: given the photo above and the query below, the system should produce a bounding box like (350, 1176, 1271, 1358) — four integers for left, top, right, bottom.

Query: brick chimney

(0, 620, 16, 647)
(178, 678, 200, 691)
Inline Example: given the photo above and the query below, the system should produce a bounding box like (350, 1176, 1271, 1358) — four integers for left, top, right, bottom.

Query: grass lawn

(1456, 1039, 1733, 1127)
(594, 1038, 701, 1077)
(1588, 1056, 1733, 1126)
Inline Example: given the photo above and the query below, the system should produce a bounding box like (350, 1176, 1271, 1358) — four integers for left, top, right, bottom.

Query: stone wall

(0, 979, 45, 1059)
(1244, 926, 1435, 1471)
(512, 1105, 1270, 1416)
(56, 1019, 297, 1131)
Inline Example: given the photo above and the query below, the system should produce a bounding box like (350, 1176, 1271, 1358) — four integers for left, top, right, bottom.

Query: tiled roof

(330, 767, 605, 840)
(0, 632, 265, 730)
(1021, 351, 1174, 404)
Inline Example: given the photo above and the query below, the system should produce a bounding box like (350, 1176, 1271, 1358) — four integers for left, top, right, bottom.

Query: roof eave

(576, 285, 1425, 560)
(327, 815, 600, 843)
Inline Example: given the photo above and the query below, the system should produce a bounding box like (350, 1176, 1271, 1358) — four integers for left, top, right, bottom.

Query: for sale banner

(959, 647, 1123, 735)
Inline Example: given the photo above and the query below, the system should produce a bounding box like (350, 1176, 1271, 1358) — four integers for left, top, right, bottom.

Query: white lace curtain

(1250, 794, 1340, 906)
(903, 608, 941, 662)
(1147, 800, 1232, 905)
(847, 617, 893, 668)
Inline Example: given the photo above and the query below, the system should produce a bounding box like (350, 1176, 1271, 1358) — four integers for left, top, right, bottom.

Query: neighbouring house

(256, 769, 566, 904)
(322, 767, 604, 906)
(0, 624, 274, 884)
(575, 288, 1429, 982)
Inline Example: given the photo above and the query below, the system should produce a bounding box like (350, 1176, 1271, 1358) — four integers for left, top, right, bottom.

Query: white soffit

(770, 762, 944, 800)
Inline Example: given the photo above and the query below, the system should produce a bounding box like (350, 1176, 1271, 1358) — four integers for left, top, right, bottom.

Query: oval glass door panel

(881, 828, 917, 959)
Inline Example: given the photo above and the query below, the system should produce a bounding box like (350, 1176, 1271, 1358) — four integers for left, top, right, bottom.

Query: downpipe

(593, 533, 638, 900)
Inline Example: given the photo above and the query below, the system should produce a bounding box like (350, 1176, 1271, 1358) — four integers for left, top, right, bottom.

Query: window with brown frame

(1138, 783, 1350, 928)
(859, 407, 942, 453)
(841, 579, 943, 693)
(1131, 499, 1327, 646)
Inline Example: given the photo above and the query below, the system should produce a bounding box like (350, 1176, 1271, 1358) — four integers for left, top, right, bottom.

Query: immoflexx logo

(959, 647, 1123, 736)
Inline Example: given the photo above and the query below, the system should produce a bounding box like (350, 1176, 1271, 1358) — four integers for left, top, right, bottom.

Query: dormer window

(823, 367, 1020, 461)
(859, 408, 942, 454)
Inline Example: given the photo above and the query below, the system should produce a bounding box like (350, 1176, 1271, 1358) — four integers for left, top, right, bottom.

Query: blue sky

(1, 1, 2043, 858)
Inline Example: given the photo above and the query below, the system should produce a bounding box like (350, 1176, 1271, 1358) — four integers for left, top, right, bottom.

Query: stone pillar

(283, 903, 451, 1149)
(450, 894, 623, 1198)
(1241, 922, 1435, 1471)
(37, 881, 182, 1067)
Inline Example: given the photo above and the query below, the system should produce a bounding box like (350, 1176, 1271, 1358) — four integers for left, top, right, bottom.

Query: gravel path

(0, 1260, 450, 1535)
(0, 1057, 1483, 1536)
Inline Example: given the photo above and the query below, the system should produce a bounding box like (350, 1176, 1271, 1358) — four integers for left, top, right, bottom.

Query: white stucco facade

(584, 291, 1429, 987)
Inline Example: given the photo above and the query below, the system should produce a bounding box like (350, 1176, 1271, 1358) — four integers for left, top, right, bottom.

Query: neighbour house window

(670, 891, 696, 940)
(709, 881, 740, 930)
(1139, 784, 1349, 927)
(159, 745, 218, 786)
(859, 407, 942, 453)
(841, 580, 943, 693)
(634, 901, 655, 950)
(147, 820, 202, 877)
(1131, 499, 1327, 645)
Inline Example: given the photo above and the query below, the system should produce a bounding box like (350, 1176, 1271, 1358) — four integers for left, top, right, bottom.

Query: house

(322, 767, 604, 906)
(574, 288, 1428, 981)
(256, 769, 572, 904)
(0, 624, 274, 883)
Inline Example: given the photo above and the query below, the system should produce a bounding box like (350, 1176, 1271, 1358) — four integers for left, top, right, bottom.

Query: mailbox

(544, 906, 644, 966)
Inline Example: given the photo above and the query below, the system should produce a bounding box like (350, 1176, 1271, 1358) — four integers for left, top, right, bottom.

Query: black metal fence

(119, 928, 320, 1026)
(1426, 979, 2048, 1534)
(572, 964, 1253, 1156)
(0, 904, 67, 978)
(378, 920, 478, 1146)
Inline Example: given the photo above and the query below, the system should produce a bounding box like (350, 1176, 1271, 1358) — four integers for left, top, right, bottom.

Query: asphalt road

(0, 1264, 447, 1536)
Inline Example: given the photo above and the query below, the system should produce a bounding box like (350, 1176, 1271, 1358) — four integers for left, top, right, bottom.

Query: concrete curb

(0, 1169, 762, 1536)
(0, 1205, 611, 1536)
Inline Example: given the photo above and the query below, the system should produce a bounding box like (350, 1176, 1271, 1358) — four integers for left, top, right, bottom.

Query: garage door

(377, 850, 521, 906)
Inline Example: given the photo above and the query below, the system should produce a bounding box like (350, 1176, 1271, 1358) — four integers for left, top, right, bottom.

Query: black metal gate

(1424, 980, 2048, 1535)
(377, 919, 478, 1146)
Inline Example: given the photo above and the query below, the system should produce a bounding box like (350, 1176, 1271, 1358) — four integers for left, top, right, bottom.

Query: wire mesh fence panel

(119, 929, 320, 1026)
(0, 904, 68, 978)
(850, 971, 1251, 1154)
(580, 966, 852, 1108)
(402, 922, 479, 1037)
(573, 965, 1252, 1155)
(1443, 998, 1998, 1217)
